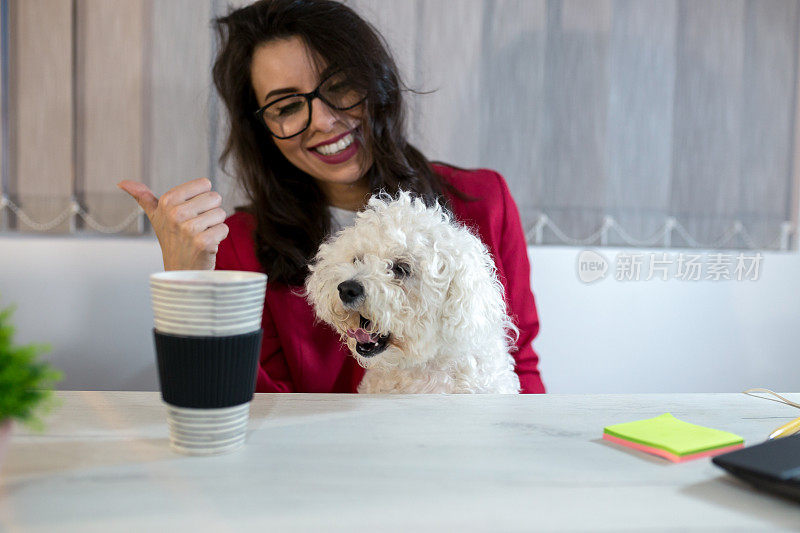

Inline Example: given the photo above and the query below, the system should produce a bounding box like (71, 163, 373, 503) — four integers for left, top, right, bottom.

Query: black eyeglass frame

(253, 70, 367, 140)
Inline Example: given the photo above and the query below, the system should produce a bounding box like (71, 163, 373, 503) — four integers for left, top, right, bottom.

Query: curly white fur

(304, 190, 520, 394)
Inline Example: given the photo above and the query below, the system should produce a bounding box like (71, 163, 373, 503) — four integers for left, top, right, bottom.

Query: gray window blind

(1, 0, 798, 250)
(354, 0, 800, 250)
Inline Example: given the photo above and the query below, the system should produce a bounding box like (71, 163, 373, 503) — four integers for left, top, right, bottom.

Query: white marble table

(2, 392, 800, 532)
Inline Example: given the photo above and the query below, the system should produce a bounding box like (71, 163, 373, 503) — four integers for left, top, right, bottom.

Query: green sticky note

(603, 413, 744, 457)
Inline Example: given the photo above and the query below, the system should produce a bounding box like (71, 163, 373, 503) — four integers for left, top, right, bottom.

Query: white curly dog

(304, 190, 520, 394)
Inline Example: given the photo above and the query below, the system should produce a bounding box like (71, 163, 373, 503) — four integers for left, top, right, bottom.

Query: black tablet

(712, 434, 800, 502)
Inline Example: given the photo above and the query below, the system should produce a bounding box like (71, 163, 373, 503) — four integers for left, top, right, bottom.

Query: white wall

(1, 236, 798, 393)
(534, 247, 800, 393)
(1, 236, 163, 391)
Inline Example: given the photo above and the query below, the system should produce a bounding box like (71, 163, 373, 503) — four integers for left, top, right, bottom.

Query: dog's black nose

(337, 280, 364, 305)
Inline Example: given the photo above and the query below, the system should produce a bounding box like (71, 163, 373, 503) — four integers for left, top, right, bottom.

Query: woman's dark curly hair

(212, 0, 473, 285)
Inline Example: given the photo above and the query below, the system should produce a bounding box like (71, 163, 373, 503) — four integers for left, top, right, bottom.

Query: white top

(3, 391, 800, 531)
(328, 205, 358, 234)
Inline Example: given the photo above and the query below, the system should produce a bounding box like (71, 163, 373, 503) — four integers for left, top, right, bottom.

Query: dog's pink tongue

(346, 328, 376, 344)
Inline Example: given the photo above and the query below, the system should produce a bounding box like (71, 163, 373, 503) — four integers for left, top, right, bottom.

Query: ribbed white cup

(150, 270, 266, 337)
(150, 270, 267, 455)
(165, 403, 251, 455)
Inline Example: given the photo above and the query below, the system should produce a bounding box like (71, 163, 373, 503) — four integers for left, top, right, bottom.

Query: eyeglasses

(254, 69, 367, 139)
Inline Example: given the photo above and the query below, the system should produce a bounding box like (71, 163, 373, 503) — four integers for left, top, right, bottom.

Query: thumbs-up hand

(117, 178, 229, 271)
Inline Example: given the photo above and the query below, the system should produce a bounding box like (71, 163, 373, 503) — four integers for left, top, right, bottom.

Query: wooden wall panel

(670, 0, 746, 246)
(413, 0, 485, 167)
(0, 0, 6, 230)
(76, 0, 144, 233)
(212, 0, 253, 217)
(10, 0, 73, 233)
(147, 0, 213, 211)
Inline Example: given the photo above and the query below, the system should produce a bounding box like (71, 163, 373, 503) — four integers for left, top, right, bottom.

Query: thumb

(117, 180, 158, 217)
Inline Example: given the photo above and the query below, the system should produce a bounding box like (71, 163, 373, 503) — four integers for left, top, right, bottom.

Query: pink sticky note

(603, 433, 745, 462)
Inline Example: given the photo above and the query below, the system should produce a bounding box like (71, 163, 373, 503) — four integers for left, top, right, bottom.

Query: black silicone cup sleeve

(153, 328, 262, 408)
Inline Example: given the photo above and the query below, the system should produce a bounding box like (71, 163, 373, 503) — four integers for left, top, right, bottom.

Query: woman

(119, 0, 544, 393)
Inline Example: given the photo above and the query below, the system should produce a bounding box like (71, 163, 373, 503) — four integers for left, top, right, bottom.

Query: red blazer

(215, 163, 545, 393)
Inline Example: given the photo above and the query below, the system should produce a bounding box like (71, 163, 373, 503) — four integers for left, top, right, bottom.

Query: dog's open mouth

(346, 315, 391, 357)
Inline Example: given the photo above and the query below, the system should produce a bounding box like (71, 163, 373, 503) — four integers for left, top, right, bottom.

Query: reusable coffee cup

(150, 270, 267, 455)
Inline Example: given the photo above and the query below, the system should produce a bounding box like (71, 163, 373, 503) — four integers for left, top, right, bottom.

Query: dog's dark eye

(391, 261, 411, 279)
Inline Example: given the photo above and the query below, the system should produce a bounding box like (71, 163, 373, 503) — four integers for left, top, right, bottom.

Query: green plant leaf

(0, 297, 63, 431)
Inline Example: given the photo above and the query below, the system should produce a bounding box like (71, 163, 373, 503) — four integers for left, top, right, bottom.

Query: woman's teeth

(313, 133, 354, 155)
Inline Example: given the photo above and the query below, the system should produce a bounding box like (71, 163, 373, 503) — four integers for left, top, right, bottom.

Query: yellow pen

(768, 415, 800, 440)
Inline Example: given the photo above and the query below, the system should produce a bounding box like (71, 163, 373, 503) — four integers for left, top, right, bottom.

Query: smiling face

(250, 36, 373, 207)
